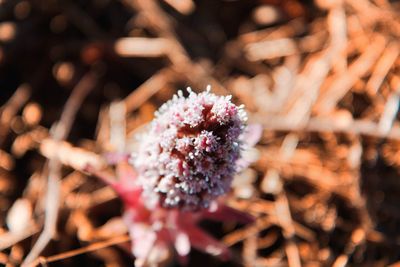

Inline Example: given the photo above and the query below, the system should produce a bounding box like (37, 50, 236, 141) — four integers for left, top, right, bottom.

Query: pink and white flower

(131, 87, 248, 211)
(90, 87, 261, 266)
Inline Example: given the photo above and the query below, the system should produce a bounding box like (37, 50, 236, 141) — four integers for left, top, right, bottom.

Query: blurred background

(1, 0, 400, 266)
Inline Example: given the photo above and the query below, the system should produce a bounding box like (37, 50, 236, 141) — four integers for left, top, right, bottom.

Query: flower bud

(131, 87, 247, 210)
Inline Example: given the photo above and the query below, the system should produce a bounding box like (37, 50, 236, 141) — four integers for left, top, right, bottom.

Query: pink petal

(124, 212, 172, 266)
(243, 123, 263, 147)
(236, 123, 262, 170)
(128, 222, 157, 260)
(174, 231, 191, 256)
(167, 210, 191, 257)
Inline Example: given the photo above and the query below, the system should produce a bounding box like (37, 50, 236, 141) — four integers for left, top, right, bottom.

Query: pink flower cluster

(89, 87, 260, 266)
(131, 87, 247, 210)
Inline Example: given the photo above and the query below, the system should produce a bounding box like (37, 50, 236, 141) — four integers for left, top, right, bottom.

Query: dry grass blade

(27, 235, 130, 267)
(40, 139, 105, 171)
(275, 142, 301, 267)
(22, 72, 98, 266)
(366, 42, 399, 95)
(0, 225, 40, 251)
(124, 68, 173, 113)
(315, 34, 387, 114)
(162, 0, 194, 14)
(0, 84, 31, 145)
(114, 37, 172, 58)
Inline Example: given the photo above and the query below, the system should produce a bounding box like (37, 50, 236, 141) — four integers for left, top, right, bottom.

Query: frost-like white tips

(131, 87, 247, 210)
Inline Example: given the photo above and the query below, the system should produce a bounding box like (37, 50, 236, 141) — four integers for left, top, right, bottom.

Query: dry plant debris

(1, 0, 400, 266)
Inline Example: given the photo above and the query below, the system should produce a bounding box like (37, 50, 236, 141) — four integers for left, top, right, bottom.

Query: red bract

(91, 160, 253, 266)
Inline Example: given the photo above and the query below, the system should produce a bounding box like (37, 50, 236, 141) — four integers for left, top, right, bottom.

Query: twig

(61, 2, 105, 39)
(222, 217, 271, 247)
(275, 194, 302, 267)
(109, 101, 127, 152)
(285, 49, 335, 127)
(124, 68, 173, 113)
(0, 149, 14, 170)
(332, 228, 365, 267)
(275, 135, 301, 267)
(0, 252, 8, 265)
(0, 84, 31, 146)
(39, 138, 105, 171)
(162, 0, 194, 14)
(114, 37, 172, 57)
(123, 0, 227, 95)
(315, 34, 386, 114)
(0, 225, 40, 251)
(28, 235, 130, 267)
(254, 115, 400, 140)
(244, 38, 298, 61)
(122, 0, 190, 66)
(22, 72, 98, 266)
(366, 42, 399, 95)
(378, 92, 400, 134)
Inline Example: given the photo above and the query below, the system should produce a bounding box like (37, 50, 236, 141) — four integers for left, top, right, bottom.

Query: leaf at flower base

(114, 161, 143, 206)
(182, 223, 231, 260)
(201, 202, 255, 224)
(86, 161, 143, 209)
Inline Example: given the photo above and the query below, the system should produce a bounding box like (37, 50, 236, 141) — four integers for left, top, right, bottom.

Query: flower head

(89, 87, 261, 266)
(131, 87, 247, 210)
